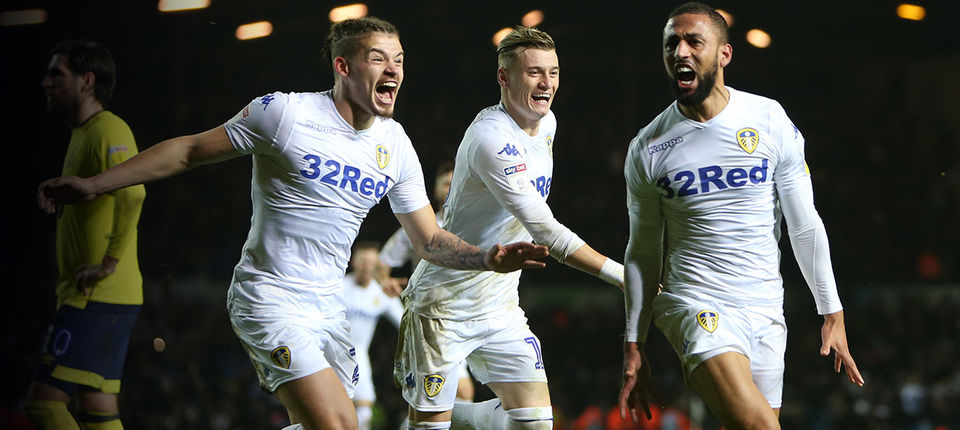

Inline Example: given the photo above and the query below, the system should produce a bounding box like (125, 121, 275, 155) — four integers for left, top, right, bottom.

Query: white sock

(451, 399, 507, 430)
(505, 406, 553, 429)
(356, 405, 373, 430)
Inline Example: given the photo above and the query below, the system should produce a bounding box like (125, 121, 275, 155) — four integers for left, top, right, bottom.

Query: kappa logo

(423, 374, 445, 397)
(696, 310, 720, 333)
(271, 346, 291, 369)
(497, 143, 521, 157)
(736, 128, 760, 153)
(260, 94, 275, 110)
(404, 373, 415, 389)
(648, 136, 684, 155)
(376, 145, 390, 169)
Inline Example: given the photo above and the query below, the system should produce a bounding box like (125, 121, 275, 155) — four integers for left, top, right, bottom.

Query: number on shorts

(524, 336, 544, 370)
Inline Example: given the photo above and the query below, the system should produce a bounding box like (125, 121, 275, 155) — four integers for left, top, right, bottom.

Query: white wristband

(598, 258, 624, 287)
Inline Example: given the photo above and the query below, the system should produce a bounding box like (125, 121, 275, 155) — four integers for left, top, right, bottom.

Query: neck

(67, 98, 104, 129)
(678, 83, 729, 123)
(333, 86, 375, 131)
(502, 99, 540, 136)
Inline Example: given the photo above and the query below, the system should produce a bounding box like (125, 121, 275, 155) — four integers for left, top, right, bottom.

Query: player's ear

(496, 67, 509, 89)
(719, 43, 732, 68)
(334, 56, 350, 78)
(81, 71, 96, 95)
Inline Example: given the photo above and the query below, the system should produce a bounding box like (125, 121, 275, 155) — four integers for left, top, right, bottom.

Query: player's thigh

(687, 351, 779, 430)
(25, 381, 70, 403)
(32, 303, 139, 395)
(276, 368, 358, 430)
(487, 381, 550, 409)
(76, 390, 118, 414)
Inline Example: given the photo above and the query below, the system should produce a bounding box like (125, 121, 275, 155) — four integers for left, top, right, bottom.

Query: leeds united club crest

(696, 310, 720, 333)
(736, 128, 759, 154)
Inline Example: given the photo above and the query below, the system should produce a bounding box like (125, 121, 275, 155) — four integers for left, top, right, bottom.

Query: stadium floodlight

(746, 29, 771, 48)
(329, 4, 368, 22)
(715, 9, 734, 27)
(522, 10, 544, 27)
(896, 4, 926, 21)
(492, 27, 513, 46)
(0, 9, 47, 26)
(158, 0, 211, 12)
(236, 21, 273, 40)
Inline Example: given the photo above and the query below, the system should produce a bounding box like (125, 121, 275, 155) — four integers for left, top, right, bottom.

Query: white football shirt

(223, 91, 430, 308)
(404, 104, 581, 320)
(625, 87, 841, 313)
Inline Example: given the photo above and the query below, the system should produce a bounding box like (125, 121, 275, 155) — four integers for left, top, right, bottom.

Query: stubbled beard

(671, 64, 718, 106)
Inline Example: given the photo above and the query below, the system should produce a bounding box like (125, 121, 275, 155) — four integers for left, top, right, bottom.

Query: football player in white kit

(379, 162, 477, 405)
(618, 3, 864, 429)
(343, 241, 404, 430)
(36, 17, 549, 430)
(395, 27, 625, 430)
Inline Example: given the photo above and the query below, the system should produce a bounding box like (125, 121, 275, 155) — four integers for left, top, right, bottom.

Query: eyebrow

(368, 47, 403, 58)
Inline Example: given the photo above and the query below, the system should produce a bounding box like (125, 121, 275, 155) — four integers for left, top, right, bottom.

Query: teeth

(533, 93, 550, 100)
(677, 66, 693, 73)
(381, 82, 397, 88)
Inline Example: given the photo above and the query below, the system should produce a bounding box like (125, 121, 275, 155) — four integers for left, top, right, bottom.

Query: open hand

(38, 176, 97, 214)
(484, 242, 549, 273)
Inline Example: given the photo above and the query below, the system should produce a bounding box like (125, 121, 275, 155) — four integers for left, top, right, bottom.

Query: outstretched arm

(777, 145, 863, 387)
(395, 205, 548, 273)
(38, 126, 239, 213)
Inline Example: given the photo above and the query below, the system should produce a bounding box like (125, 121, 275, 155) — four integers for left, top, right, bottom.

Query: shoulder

(629, 103, 681, 157)
(729, 87, 787, 117)
(88, 111, 132, 134)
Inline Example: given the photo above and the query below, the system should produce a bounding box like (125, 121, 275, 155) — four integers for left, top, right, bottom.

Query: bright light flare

(522, 10, 544, 27)
(746, 29, 771, 48)
(492, 27, 513, 46)
(715, 9, 734, 27)
(896, 4, 926, 21)
(157, 0, 210, 12)
(0, 9, 47, 26)
(236, 21, 273, 40)
(329, 4, 368, 22)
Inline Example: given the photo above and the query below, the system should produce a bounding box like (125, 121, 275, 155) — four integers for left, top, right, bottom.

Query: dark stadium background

(4, 0, 958, 428)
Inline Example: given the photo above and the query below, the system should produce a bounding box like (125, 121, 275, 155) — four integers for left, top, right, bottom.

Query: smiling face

(662, 12, 730, 106)
(499, 48, 559, 133)
(339, 32, 404, 119)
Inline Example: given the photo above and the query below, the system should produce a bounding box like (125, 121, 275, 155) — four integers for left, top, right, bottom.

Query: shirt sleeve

(772, 105, 843, 315)
(386, 130, 431, 214)
(380, 226, 414, 268)
(223, 92, 295, 155)
(467, 122, 584, 261)
(385, 294, 404, 328)
(623, 136, 664, 343)
(100, 119, 146, 260)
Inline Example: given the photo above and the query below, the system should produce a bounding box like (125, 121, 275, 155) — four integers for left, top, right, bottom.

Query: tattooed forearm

(420, 229, 489, 271)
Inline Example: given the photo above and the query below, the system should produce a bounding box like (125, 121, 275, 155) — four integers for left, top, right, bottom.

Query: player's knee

(725, 410, 780, 430)
(505, 406, 553, 430)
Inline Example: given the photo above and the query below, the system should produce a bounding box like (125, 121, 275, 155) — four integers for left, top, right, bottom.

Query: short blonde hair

(496, 26, 555, 69)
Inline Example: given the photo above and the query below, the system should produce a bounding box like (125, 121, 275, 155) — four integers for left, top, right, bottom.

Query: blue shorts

(33, 302, 140, 394)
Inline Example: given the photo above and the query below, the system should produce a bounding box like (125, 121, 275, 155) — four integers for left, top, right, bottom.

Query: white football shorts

(394, 306, 547, 412)
(653, 291, 786, 408)
(227, 281, 358, 395)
